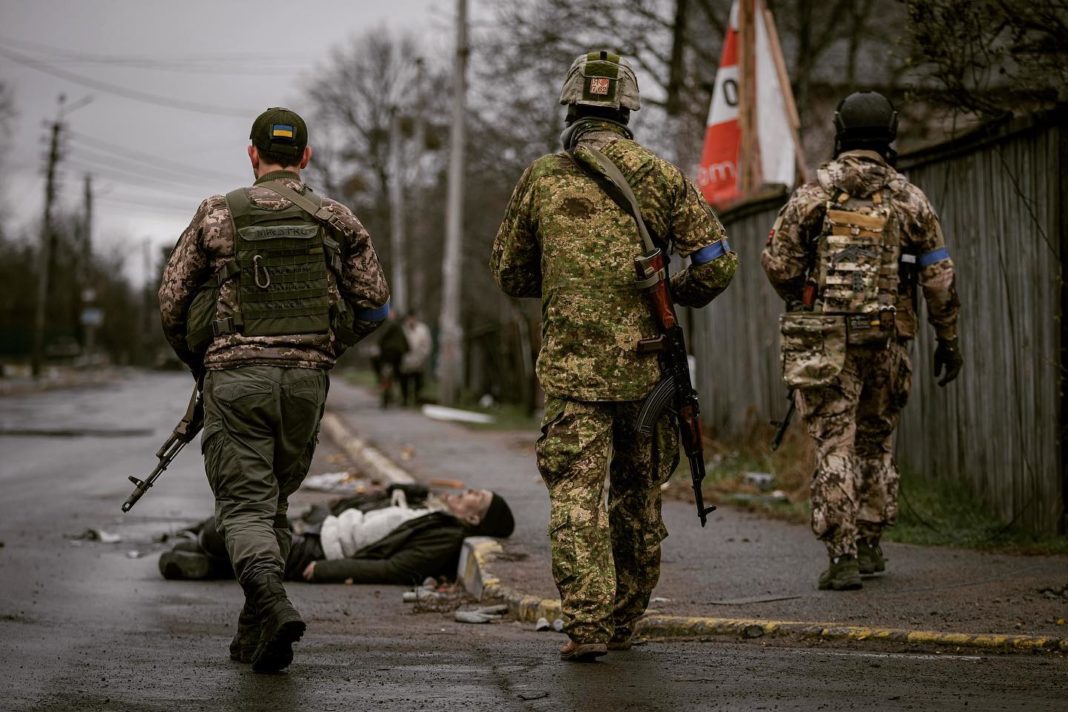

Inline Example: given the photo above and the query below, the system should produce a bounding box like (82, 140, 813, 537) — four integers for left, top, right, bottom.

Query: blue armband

(917, 247, 950, 267)
(690, 239, 731, 266)
(355, 300, 390, 321)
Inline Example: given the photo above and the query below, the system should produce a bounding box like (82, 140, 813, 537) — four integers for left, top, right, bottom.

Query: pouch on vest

(184, 282, 219, 353)
(779, 312, 846, 388)
(330, 298, 362, 348)
(815, 190, 899, 346)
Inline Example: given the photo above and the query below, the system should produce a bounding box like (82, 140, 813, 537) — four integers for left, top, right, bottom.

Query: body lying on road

(159, 484, 514, 586)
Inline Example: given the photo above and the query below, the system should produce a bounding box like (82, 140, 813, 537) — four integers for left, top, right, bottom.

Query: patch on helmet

(589, 77, 611, 96)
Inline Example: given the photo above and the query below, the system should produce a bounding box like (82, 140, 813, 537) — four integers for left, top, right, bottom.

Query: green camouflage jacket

(159, 171, 390, 371)
(491, 121, 738, 401)
(761, 150, 960, 341)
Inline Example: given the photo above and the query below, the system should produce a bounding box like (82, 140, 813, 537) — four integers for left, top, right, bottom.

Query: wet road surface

(1, 371, 1064, 711)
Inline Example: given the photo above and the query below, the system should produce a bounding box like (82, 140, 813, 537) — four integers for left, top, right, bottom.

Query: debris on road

(421, 405, 495, 424)
(454, 604, 508, 624)
(302, 471, 372, 494)
(64, 528, 121, 543)
(535, 616, 565, 632)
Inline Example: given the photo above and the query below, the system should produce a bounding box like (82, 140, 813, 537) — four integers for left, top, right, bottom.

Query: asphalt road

(0, 371, 1065, 711)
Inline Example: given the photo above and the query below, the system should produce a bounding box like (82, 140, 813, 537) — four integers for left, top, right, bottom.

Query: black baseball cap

(249, 107, 308, 158)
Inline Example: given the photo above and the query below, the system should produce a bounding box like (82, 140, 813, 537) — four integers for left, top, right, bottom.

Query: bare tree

(905, 0, 1068, 118)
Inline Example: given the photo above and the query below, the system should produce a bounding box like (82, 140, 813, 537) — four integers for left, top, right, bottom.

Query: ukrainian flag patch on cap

(271, 124, 295, 140)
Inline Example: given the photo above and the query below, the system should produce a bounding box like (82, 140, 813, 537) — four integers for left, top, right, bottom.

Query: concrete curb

(320, 411, 414, 485)
(322, 411, 1068, 655)
(456, 537, 1068, 655)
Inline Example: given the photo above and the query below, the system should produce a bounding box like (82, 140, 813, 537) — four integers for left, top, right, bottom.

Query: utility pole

(388, 105, 408, 314)
(31, 96, 65, 379)
(437, 0, 468, 406)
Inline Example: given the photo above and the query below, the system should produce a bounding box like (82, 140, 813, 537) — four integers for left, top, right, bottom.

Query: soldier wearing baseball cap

(158, 107, 390, 673)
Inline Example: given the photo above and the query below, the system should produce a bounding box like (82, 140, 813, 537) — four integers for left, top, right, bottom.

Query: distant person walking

(399, 311, 432, 406)
(158, 107, 390, 672)
(374, 309, 409, 408)
(762, 91, 962, 591)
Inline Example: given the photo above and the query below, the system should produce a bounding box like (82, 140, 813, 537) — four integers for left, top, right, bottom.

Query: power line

(68, 142, 237, 187)
(0, 35, 316, 65)
(0, 43, 251, 118)
(67, 130, 240, 182)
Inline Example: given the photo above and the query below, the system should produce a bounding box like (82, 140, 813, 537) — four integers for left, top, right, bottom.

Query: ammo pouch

(779, 312, 846, 388)
(330, 298, 362, 348)
(184, 282, 219, 354)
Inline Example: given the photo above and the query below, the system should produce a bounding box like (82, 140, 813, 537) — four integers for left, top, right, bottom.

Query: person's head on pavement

(441, 489, 515, 538)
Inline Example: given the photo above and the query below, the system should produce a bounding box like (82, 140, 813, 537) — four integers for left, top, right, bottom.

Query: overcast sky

(1, 0, 456, 284)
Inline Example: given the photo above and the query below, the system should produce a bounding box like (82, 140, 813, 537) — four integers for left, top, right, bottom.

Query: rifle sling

(567, 147, 659, 255)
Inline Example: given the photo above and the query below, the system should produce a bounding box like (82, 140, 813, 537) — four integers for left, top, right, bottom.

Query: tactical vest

(814, 188, 900, 345)
(185, 182, 349, 353)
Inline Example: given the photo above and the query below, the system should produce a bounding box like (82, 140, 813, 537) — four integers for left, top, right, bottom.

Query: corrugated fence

(690, 111, 1066, 534)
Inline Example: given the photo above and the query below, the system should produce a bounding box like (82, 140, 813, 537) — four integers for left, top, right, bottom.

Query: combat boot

(229, 599, 260, 664)
(857, 539, 886, 576)
(818, 554, 862, 591)
(242, 572, 306, 673)
(607, 626, 634, 651)
(559, 640, 608, 662)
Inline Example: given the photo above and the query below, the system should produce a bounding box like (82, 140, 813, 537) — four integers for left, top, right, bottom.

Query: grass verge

(667, 414, 1068, 556)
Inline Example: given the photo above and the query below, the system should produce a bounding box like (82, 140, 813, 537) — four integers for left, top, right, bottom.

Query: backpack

(814, 187, 900, 345)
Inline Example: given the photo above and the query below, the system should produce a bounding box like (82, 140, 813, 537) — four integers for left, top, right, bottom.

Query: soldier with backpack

(761, 92, 962, 591)
(159, 107, 390, 672)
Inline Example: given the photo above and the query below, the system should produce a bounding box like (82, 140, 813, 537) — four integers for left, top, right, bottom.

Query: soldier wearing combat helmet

(158, 107, 390, 672)
(491, 51, 737, 661)
(762, 91, 962, 590)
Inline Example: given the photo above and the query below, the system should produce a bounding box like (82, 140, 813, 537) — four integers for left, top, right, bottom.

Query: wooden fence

(690, 111, 1066, 535)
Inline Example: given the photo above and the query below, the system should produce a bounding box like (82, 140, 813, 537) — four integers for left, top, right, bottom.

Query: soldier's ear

(464, 512, 481, 527)
(299, 146, 312, 170)
(248, 145, 259, 171)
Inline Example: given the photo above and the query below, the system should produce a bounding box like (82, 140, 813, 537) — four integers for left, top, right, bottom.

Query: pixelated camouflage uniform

(761, 150, 960, 557)
(159, 170, 389, 583)
(491, 121, 737, 642)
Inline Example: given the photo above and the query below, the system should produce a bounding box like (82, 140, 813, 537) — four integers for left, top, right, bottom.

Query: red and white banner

(696, 1, 741, 207)
(696, 0, 798, 208)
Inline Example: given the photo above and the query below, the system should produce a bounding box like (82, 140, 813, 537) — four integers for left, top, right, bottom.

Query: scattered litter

(64, 528, 121, 543)
(454, 605, 508, 624)
(517, 691, 549, 701)
(533, 616, 568, 634)
(744, 472, 775, 491)
(421, 405, 495, 424)
(650, 596, 672, 604)
(400, 445, 415, 461)
(727, 491, 790, 506)
(478, 394, 495, 408)
(126, 550, 142, 559)
(301, 471, 371, 494)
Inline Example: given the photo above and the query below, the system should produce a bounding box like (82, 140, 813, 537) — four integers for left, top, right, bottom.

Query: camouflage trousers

(536, 396, 680, 643)
(796, 341, 912, 557)
(201, 366, 328, 584)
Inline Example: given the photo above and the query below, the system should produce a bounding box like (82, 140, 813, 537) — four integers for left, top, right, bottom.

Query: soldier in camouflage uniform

(159, 107, 389, 671)
(761, 92, 962, 590)
(491, 51, 737, 661)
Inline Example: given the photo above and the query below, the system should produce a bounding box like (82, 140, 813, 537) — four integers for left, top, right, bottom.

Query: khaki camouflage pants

(796, 341, 911, 557)
(536, 396, 680, 643)
(201, 366, 328, 584)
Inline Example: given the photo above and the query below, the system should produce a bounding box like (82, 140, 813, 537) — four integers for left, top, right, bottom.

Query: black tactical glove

(933, 337, 963, 387)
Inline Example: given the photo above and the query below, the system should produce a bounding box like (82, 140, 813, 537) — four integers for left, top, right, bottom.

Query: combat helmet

(833, 91, 897, 157)
(559, 50, 641, 112)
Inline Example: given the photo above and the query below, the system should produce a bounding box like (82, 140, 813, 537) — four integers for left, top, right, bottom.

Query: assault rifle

(770, 390, 795, 451)
(121, 385, 203, 513)
(769, 284, 815, 452)
(569, 146, 716, 527)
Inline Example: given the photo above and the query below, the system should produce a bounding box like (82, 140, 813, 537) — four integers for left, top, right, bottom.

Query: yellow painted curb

(464, 538, 1068, 655)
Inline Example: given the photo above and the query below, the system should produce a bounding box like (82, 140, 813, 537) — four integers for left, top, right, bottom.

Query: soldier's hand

(933, 337, 963, 387)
